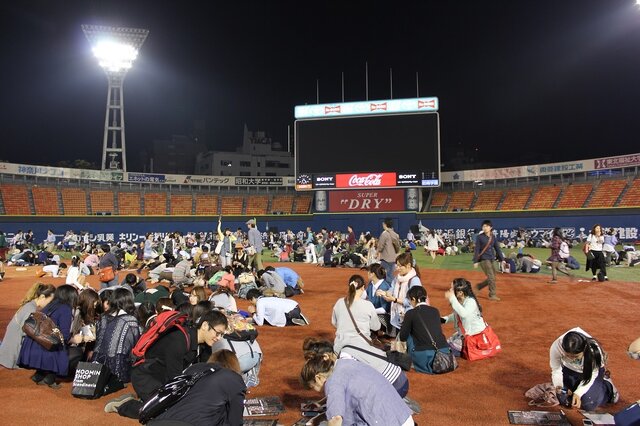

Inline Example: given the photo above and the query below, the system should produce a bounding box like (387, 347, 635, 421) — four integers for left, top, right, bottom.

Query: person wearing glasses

(105, 310, 229, 419)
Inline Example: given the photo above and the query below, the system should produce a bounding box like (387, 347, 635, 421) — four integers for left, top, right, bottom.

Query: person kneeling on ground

(146, 349, 246, 426)
(550, 327, 619, 411)
(104, 310, 229, 419)
(399, 286, 452, 374)
(256, 268, 287, 297)
(441, 278, 486, 356)
(301, 353, 415, 426)
(245, 288, 309, 327)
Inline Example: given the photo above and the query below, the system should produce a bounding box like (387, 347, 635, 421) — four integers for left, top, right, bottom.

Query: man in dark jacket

(105, 310, 229, 419)
(473, 220, 505, 301)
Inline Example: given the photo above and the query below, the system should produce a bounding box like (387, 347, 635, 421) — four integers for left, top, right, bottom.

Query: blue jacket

(473, 232, 504, 263)
(275, 267, 300, 288)
(365, 280, 391, 312)
(18, 301, 72, 376)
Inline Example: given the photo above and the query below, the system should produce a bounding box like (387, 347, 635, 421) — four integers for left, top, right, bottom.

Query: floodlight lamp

(93, 40, 139, 73)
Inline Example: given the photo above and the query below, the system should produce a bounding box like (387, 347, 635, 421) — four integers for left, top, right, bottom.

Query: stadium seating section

(194, 194, 219, 216)
(32, 186, 60, 215)
(61, 188, 88, 215)
(471, 189, 503, 211)
(118, 192, 142, 215)
(1, 177, 638, 215)
(0, 184, 31, 215)
(619, 177, 640, 207)
(555, 183, 593, 209)
(170, 194, 193, 215)
(90, 190, 115, 214)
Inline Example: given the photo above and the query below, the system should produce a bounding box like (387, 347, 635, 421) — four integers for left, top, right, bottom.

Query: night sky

(1, 0, 640, 171)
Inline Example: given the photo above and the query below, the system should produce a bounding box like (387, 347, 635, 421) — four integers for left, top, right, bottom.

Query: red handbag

(459, 318, 502, 361)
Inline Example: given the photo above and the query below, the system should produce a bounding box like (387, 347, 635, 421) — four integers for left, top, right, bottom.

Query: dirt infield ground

(0, 262, 638, 425)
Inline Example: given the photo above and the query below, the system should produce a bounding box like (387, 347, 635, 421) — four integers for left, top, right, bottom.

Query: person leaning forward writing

(472, 220, 504, 301)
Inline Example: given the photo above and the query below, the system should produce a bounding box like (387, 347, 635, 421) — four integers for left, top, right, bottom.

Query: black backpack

(138, 367, 217, 424)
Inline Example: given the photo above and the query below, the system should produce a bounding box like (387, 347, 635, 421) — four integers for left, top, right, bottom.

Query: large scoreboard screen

(294, 97, 440, 191)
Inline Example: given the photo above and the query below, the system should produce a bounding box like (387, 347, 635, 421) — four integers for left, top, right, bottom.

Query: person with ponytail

(0, 282, 55, 368)
(365, 264, 392, 334)
(399, 286, 451, 374)
(381, 251, 424, 333)
(300, 352, 414, 426)
(331, 274, 381, 353)
(442, 278, 485, 355)
(550, 327, 619, 410)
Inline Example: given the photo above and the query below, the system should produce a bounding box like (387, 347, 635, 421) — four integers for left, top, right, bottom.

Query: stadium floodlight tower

(82, 24, 149, 172)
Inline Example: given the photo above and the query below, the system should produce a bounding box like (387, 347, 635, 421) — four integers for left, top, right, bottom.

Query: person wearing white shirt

(585, 224, 607, 281)
(40, 263, 67, 278)
(442, 278, 486, 355)
(549, 327, 618, 410)
(246, 289, 308, 327)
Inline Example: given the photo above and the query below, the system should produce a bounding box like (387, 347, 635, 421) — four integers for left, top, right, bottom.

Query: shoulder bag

(22, 311, 64, 351)
(98, 266, 115, 283)
(414, 308, 457, 374)
(458, 317, 502, 361)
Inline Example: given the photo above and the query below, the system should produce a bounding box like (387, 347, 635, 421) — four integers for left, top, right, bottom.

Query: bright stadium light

(82, 25, 149, 172)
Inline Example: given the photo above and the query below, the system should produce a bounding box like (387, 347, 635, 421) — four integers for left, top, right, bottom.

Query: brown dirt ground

(0, 263, 638, 426)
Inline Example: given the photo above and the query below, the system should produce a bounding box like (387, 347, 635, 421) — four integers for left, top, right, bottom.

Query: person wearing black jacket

(149, 362, 246, 426)
(472, 220, 504, 301)
(398, 286, 451, 374)
(105, 310, 229, 419)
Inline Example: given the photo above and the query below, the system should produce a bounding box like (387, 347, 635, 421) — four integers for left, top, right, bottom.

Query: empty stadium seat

(246, 195, 269, 215)
(618, 178, 640, 207)
(220, 195, 244, 216)
(144, 193, 168, 215)
(61, 188, 88, 215)
(527, 185, 562, 210)
(429, 192, 448, 210)
(90, 190, 115, 214)
(499, 187, 532, 211)
(32, 186, 60, 215)
(194, 194, 219, 216)
(555, 183, 593, 209)
(0, 184, 31, 215)
(587, 179, 628, 208)
(447, 191, 474, 211)
(118, 192, 141, 215)
(471, 189, 503, 211)
(170, 194, 193, 215)
(271, 194, 294, 214)
(294, 195, 313, 214)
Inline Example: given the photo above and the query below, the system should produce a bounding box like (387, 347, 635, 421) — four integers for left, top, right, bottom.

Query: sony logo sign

(398, 174, 417, 179)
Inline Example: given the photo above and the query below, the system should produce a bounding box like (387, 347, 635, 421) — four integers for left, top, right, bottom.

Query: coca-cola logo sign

(336, 172, 396, 189)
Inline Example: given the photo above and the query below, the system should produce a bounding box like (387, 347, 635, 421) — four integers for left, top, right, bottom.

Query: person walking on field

(246, 219, 264, 271)
(377, 218, 401, 286)
(473, 220, 504, 301)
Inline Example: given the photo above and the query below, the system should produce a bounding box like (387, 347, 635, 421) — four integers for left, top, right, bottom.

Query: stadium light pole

(82, 25, 149, 172)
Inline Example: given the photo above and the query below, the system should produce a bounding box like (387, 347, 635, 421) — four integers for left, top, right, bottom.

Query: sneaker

(403, 396, 422, 414)
(488, 295, 501, 301)
(592, 276, 597, 281)
(299, 312, 310, 325)
(604, 276, 609, 281)
(291, 318, 308, 326)
(548, 280, 558, 284)
(104, 393, 136, 413)
(604, 377, 619, 403)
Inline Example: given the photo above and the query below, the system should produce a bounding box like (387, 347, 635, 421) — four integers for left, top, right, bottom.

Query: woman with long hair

(381, 252, 424, 333)
(0, 283, 56, 369)
(18, 284, 77, 388)
(300, 353, 414, 426)
(188, 286, 208, 306)
(68, 288, 100, 373)
(550, 328, 618, 410)
(585, 224, 607, 281)
(425, 229, 444, 262)
(548, 227, 573, 284)
(442, 278, 485, 356)
(66, 255, 88, 291)
(331, 274, 381, 353)
(92, 288, 141, 384)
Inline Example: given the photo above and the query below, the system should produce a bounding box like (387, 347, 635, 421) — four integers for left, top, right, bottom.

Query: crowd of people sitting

(0, 217, 638, 425)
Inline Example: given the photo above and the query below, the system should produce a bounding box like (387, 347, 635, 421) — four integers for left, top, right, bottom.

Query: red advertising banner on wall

(335, 172, 396, 189)
(328, 189, 405, 212)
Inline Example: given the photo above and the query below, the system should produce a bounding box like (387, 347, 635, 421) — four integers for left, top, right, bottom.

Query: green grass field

(411, 246, 640, 283)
